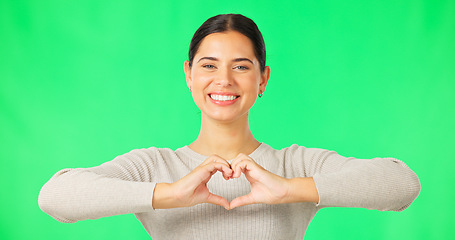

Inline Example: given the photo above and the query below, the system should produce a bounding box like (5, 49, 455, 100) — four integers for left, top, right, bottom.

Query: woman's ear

(259, 66, 270, 94)
(184, 60, 192, 90)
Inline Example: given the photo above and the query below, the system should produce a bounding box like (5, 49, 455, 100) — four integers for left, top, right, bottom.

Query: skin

(186, 31, 269, 159)
(152, 31, 319, 210)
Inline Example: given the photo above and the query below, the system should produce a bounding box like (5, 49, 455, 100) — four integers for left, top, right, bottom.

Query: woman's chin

(203, 111, 248, 124)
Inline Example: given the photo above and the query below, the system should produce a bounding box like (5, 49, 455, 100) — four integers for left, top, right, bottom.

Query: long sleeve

(38, 148, 159, 223)
(289, 145, 421, 211)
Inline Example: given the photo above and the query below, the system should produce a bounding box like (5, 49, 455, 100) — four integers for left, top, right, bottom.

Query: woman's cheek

(193, 72, 212, 87)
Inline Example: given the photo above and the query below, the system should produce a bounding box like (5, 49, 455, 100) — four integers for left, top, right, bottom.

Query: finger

(202, 155, 232, 172)
(203, 162, 233, 180)
(206, 193, 230, 210)
(234, 161, 247, 178)
(203, 155, 230, 166)
(231, 155, 253, 178)
(229, 193, 256, 209)
(230, 153, 250, 168)
(187, 162, 231, 185)
(232, 160, 255, 179)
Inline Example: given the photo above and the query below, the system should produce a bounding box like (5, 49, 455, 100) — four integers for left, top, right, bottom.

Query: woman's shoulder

(106, 146, 185, 167)
(261, 143, 334, 158)
(254, 143, 337, 178)
(120, 146, 185, 159)
(257, 143, 337, 168)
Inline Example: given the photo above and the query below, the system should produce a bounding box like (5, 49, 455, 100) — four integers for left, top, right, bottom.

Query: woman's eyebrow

(197, 57, 253, 64)
(198, 57, 218, 62)
(232, 58, 254, 64)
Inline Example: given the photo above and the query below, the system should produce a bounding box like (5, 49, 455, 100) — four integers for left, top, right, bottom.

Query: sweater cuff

(313, 174, 327, 207)
(150, 182, 157, 210)
(313, 177, 322, 207)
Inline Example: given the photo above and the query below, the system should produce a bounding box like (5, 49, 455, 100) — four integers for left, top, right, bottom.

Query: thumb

(206, 193, 230, 210)
(229, 193, 256, 210)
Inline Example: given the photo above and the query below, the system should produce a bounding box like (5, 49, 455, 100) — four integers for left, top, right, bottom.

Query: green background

(1, 0, 453, 239)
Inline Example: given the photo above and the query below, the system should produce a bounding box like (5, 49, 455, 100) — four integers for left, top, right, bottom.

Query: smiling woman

(184, 30, 269, 129)
(38, 14, 421, 240)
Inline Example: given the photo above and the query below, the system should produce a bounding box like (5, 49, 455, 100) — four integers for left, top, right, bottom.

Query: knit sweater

(38, 143, 421, 240)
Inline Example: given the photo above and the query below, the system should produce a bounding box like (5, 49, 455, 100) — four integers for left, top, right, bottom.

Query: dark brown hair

(188, 14, 266, 72)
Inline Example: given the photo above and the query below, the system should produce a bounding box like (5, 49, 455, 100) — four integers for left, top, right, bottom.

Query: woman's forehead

(195, 31, 256, 60)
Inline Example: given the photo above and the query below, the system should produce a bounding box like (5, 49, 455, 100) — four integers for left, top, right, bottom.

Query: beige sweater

(38, 143, 421, 240)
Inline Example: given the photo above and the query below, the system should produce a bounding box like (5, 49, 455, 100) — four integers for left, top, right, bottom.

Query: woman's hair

(188, 14, 266, 72)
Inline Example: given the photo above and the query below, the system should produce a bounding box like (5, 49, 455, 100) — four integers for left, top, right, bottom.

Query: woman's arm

(39, 149, 236, 222)
(227, 150, 420, 211)
(38, 148, 158, 223)
(306, 150, 421, 211)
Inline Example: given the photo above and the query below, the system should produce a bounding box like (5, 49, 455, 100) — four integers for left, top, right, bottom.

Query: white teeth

(210, 94, 238, 101)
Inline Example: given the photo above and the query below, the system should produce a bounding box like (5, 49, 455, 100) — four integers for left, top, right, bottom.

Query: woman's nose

(214, 68, 233, 86)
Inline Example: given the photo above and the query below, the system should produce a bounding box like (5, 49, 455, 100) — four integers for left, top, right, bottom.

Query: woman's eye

(235, 66, 249, 70)
(203, 64, 215, 69)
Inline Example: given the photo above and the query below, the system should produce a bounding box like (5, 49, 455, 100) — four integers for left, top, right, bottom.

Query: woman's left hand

(229, 153, 292, 209)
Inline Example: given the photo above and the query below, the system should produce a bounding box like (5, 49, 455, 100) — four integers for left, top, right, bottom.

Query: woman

(38, 14, 421, 240)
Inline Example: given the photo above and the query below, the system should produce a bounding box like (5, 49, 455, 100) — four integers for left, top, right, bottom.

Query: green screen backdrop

(1, 0, 454, 239)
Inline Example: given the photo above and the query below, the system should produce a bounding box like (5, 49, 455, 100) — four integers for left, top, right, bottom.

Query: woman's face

(184, 31, 270, 123)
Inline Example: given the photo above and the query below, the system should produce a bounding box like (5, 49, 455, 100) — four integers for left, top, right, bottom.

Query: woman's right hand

(152, 155, 233, 210)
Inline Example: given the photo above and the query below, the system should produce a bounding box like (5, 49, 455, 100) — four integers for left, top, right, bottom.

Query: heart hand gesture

(153, 155, 233, 210)
(229, 153, 291, 209)
(152, 154, 318, 210)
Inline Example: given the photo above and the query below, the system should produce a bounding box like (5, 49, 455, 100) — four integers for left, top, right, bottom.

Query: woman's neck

(189, 114, 260, 160)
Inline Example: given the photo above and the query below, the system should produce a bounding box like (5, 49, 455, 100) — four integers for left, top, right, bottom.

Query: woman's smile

(184, 30, 269, 122)
(208, 92, 241, 105)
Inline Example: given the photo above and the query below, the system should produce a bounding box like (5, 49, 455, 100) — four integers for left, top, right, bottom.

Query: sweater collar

(177, 142, 269, 162)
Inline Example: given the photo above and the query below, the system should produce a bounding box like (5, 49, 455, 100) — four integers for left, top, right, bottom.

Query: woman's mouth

(208, 93, 240, 105)
(209, 94, 240, 101)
